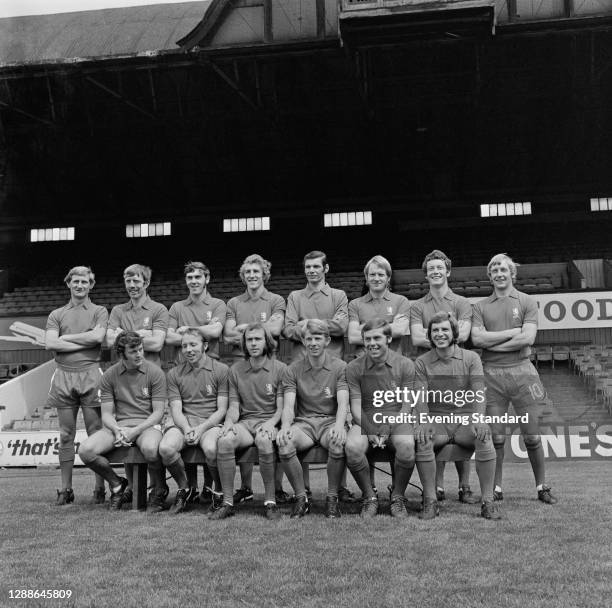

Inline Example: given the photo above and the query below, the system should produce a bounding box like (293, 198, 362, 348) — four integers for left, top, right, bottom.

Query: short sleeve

(168, 303, 179, 330)
(99, 369, 115, 403)
(348, 298, 360, 323)
(409, 299, 424, 327)
(413, 357, 428, 391)
(212, 299, 227, 324)
(271, 294, 286, 316)
(215, 363, 229, 396)
(345, 361, 362, 400)
(472, 301, 484, 328)
(151, 304, 169, 332)
(226, 298, 238, 322)
(523, 294, 538, 325)
(166, 369, 181, 402)
(282, 364, 298, 394)
(395, 296, 411, 319)
(399, 358, 415, 391)
(108, 306, 122, 331)
(150, 366, 167, 400)
(455, 297, 473, 322)
(228, 365, 241, 403)
(274, 361, 287, 395)
(335, 361, 348, 393)
(46, 309, 60, 332)
(94, 305, 109, 329)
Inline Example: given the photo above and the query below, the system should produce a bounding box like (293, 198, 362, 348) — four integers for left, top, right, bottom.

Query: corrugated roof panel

(0, 1, 211, 66)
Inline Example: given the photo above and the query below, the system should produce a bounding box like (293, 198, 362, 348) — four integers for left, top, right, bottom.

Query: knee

(524, 434, 541, 450)
(414, 440, 434, 462)
(278, 437, 295, 457)
(474, 438, 496, 461)
(344, 441, 364, 465)
(395, 442, 416, 466)
(59, 425, 76, 446)
(217, 435, 235, 454)
(78, 441, 94, 464)
(202, 443, 217, 462)
(158, 441, 177, 465)
(254, 435, 273, 454)
(278, 442, 296, 460)
(492, 434, 506, 450)
(141, 443, 161, 462)
(327, 443, 344, 460)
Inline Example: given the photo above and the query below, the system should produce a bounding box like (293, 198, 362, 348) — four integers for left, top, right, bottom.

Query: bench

(107, 444, 472, 511)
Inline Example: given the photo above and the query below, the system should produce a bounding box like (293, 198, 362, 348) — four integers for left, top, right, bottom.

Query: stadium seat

(13, 419, 32, 431)
(552, 345, 570, 368)
(535, 346, 553, 367)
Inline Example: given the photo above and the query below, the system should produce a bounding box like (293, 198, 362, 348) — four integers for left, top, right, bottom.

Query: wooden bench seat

(107, 444, 473, 511)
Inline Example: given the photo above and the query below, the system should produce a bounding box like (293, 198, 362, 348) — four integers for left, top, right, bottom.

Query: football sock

(166, 457, 189, 490)
(416, 459, 436, 501)
(239, 462, 254, 492)
(206, 461, 222, 494)
(258, 451, 276, 504)
(280, 452, 306, 499)
(327, 452, 345, 499)
(393, 460, 414, 499)
(216, 450, 236, 507)
(494, 445, 505, 489)
(527, 444, 546, 488)
(476, 458, 496, 503)
(84, 454, 121, 487)
(347, 455, 375, 499)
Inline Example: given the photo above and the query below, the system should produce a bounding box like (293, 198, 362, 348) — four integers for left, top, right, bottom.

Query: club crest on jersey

(207, 311, 212, 321)
(143, 317, 151, 328)
(387, 307, 393, 315)
(142, 387, 150, 398)
(265, 383, 273, 395)
(206, 384, 213, 395)
(512, 307, 520, 319)
(260, 312, 267, 322)
(324, 387, 332, 398)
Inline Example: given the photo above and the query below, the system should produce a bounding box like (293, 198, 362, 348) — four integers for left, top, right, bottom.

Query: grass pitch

(1, 461, 611, 608)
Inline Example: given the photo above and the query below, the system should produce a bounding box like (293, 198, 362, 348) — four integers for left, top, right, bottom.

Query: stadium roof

(0, 1, 211, 67)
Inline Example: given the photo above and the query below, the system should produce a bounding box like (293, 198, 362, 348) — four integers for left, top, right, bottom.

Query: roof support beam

(205, 60, 259, 111)
(85, 75, 155, 119)
(148, 69, 158, 114)
(45, 73, 57, 123)
(0, 100, 54, 126)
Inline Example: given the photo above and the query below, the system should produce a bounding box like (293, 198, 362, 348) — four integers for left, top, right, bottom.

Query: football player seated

(345, 318, 437, 519)
(158, 328, 229, 515)
(78, 331, 166, 512)
(414, 312, 501, 520)
(276, 319, 349, 518)
(213, 323, 287, 520)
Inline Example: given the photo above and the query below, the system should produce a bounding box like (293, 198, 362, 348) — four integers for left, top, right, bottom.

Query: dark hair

(421, 250, 452, 274)
(184, 261, 210, 279)
(303, 250, 328, 267)
(426, 311, 459, 344)
(115, 331, 143, 358)
(241, 323, 276, 359)
(361, 318, 392, 338)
